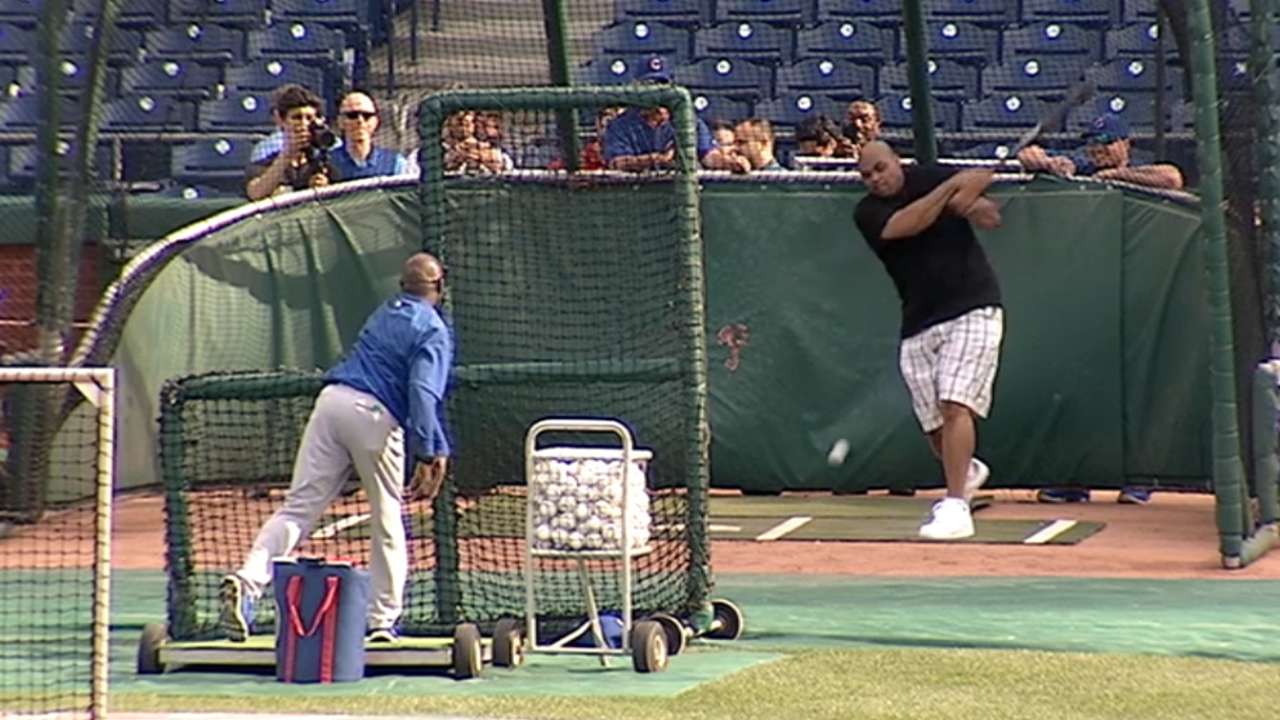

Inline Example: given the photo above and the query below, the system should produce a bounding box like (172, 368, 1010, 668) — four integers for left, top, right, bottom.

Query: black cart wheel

(137, 623, 167, 674)
(452, 623, 483, 679)
(630, 620, 669, 673)
(492, 617, 525, 668)
(706, 598, 745, 641)
(646, 612, 687, 656)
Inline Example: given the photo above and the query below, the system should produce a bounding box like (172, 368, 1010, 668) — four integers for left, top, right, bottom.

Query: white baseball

(827, 438, 850, 466)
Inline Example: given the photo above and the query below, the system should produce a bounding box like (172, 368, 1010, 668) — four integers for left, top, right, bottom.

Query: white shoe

(919, 498, 975, 540)
(964, 458, 990, 501)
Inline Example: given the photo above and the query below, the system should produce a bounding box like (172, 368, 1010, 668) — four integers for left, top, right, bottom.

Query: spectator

(602, 55, 751, 173)
(442, 111, 509, 174)
(842, 100, 882, 159)
(709, 119, 736, 149)
(244, 84, 334, 200)
(328, 91, 412, 181)
(733, 118, 783, 171)
(549, 106, 622, 171)
(794, 116, 839, 160)
(473, 111, 516, 171)
(1016, 113, 1184, 190)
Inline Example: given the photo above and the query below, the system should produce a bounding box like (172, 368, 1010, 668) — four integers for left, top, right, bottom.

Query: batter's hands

(410, 456, 449, 502)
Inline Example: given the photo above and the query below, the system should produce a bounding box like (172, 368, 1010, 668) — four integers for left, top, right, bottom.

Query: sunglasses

(343, 111, 377, 120)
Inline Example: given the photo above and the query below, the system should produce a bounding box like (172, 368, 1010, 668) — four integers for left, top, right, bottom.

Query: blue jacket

(329, 145, 410, 181)
(602, 108, 716, 164)
(326, 293, 453, 459)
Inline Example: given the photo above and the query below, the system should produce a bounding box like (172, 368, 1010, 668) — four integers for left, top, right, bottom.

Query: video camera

(306, 119, 339, 163)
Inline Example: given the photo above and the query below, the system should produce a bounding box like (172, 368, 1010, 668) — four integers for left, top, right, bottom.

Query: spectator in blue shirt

(219, 252, 453, 643)
(603, 56, 752, 173)
(1016, 113, 1184, 190)
(329, 91, 415, 181)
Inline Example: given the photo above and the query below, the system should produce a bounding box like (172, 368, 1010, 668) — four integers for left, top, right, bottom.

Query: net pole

(158, 380, 198, 639)
(1251, 364, 1279, 527)
(900, 0, 937, 164)
(1255, 0, 1280, 353)
(541, 0, 581, 172)
(1188, 0, 1251, 566)
(89, 369, 115, 720)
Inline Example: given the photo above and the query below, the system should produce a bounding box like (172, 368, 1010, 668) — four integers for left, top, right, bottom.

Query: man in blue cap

(1016, 112, 1184, 190)
(603, 55, 752, 173)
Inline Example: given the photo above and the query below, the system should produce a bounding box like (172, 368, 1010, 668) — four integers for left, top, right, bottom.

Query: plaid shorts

(898, 306, 1004, 433)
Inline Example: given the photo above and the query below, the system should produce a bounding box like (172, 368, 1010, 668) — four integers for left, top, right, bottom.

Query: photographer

(244, 84, 336, 200)
(328, 91, 412, 181)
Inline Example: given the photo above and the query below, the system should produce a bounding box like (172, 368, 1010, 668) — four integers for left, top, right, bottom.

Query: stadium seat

(1103, 22, 1173, 60)
(1021, 0, 1119, 30)
(816, 0, 902, 28)
(577, 55, 648, 85)
(8, 141, 111, 187)
(672, 57, 773, 101)
(272, 0, 367, 31)
(198, 93, 276, 132)
(1219, 56, 1252, 95)
(694, 21, 794, 64)
(983, 57, 1089, 100)
(905, 22, 998, 66)
(71, 0, 165, 29)
(59, 20, 145, 65)
(691, 93, 753, 124)
(963, 94, 1050, 131)
(171, 136, 256, 187)
(878, 92, 960, 131)
(1067, 96, 1163, 130)
(755, 92, 848, 129)
(879, 59, 978, 101)
(1004, 22, 1102, 60)
(0, 23, 33, 65)
(614, 0, 712, 28)
(170, 0, 269, 28)
(714, 0, 816, 27)
(0, 0, 39, 28)
(0, 94, 79, 131)
(1086, 58, 1183, 99)
(12, 61, 118, 99)
(246, 21, 346, 67)
(121, 59, 222, 100)
(225, 60, 329, 97)
(145, 24, 247, 64)
(942, 139, 1017, 161)
(795, 21, 890, 66)
(776, 58, 876, 101)
(926, 0, 1016, 29)
(594, 20, 692, 63)
(100, 95, 198, 132)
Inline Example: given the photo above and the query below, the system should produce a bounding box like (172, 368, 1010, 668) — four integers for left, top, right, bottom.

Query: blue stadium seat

(983, 57, 1089, 100)
(755, 92, 848, 129)
(0, 23, 32, 64)
(795, 21, 889, 65)
(225, 60, 329, 97)
(170, 0, 269, 28)
(0, 95, 80, 130)
(145, 24, 247, 64)
(595, 20, 692, 63)
(60, 20, 145, 65)
(71, 0, 165, 29)
(198, 93, 276, 132)
(1170, 100, 1194, 132)
(714, 0, 816, 27)
(1021, 0, 1119, 30)
(963, 94, 1050, 130)
(879, 59, 978, 100)
(1067, 96, 1162, 131)
(694, 21, 794, 64)
(171, 136, 255, 186)
(776, 58, 876, 101)
(272, 0, 367, 31)
(905, 22, 998, 66)
(614, 0, 712, 28)
(690, 93, 753, 124)
(817, 0, 902, 28)
(100, 95, 198, 132)
(1086, 58, 1183, 99)
(943, 139, 1017, 161)
(926, 0, 1016, 29)
(0, 0, 42, 28)
(121, 59, 222, 100)
(8, 141, 111, 186)
(246, 22, 346, 65)
(12, 61, 118, 99)
(577, 55, 647, 85)
(1004, 22, 1102, 60)
(672, 57, 773, 101)
(878, 92, 960, 131)
(1103, 22, 1172, 60)
(1220, 56, 1252, 95)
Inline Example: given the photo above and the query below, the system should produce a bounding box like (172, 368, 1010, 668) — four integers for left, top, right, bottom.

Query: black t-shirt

(854, 164, 1002, 338)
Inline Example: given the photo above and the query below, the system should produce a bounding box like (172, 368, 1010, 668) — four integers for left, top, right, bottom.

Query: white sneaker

(919, 498, 975, 540)
(964, 458, 990, 501)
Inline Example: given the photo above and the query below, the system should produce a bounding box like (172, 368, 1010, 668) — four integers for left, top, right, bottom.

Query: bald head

(858, 141, 904, 197)
(401, 252, 446, 302)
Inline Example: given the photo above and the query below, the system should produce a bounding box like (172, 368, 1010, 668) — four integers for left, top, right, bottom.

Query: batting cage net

(0, 367, 114, 719)
(156, 84, 710, 640)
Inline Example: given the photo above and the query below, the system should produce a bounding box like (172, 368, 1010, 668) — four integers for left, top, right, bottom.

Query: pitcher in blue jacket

(221, 252, 453, 643)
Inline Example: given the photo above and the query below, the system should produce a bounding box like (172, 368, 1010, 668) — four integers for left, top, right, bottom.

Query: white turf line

(1022, 519, 1078, 545)
(310, 513, 371, 540)
(755, 516, 812, 542)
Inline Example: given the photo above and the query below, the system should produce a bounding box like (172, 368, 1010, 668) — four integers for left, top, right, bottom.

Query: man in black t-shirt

(853, 141, 1004, 540)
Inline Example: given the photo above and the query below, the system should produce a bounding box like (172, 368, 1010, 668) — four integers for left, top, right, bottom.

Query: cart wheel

(492, 617, 525, 669)
(137, 623, 167, 674)
(452, 623, 483, 679)
(630, 620, 668, 673)
(647, 612, 687, 656)
(706, 598, 745, 641)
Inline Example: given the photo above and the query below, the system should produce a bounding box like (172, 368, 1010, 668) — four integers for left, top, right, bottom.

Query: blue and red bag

(272, 557, 370, 683)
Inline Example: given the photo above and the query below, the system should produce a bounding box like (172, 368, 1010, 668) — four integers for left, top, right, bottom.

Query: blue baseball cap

(1083, 113, 1130, 144)
(638, 54, 672, 83)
